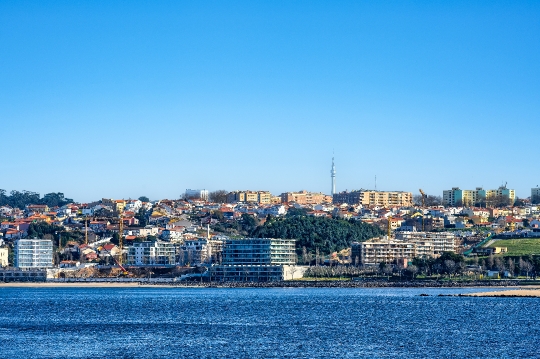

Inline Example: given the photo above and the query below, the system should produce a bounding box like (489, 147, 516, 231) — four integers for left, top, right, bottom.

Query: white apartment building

(180, 239, 211, 265)
(14, 239, 53, 269)
(352, 231, 456, 266)
(443, 186, 515, 206)
(222, 238, 296, 265)
(127, 241, 176, 265)
(394, 231, 456, 254)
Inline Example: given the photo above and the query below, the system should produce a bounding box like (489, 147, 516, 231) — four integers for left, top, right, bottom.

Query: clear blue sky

(1, 1, 539, 202)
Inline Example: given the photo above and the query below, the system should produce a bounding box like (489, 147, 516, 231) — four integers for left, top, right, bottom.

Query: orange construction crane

(118, 214, 124, 266)
(98, 245, 129, 276)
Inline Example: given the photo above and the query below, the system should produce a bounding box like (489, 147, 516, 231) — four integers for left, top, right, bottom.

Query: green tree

(209, 190, 228, 203)
(211, 210, 224, 221)
(135, 208, 148, 227)
(251, 215, 383, 255)
(0, 189, 73, 209)
(138, 196, 150, 202)
(111, 232, 120, 246)
(285, 207, 309, 217)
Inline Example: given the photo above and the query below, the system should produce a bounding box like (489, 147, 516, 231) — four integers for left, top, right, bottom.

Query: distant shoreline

(0, 282, 144, 288)
(1, 279, 536, 289)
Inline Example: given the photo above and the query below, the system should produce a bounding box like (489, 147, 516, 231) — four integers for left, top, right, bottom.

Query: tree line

(0, 189, 74, 209)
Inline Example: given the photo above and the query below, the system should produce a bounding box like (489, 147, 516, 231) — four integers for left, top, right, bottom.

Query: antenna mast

(331, 154, 336, 196)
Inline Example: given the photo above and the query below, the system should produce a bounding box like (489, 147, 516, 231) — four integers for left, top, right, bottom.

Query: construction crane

(386, 216, 392, 264)
(118, 214, 124, 266)
(98, 245, 129, 276)
(84, 215, 89, 245)
(419, 189, 427, 231)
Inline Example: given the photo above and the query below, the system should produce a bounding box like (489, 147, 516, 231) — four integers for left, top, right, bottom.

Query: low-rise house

(124, 225, 159, 237)
(0, 206, 13, 216)
(62, 242, 80, 256)
(60, 260, 80, 268)
(307, 210, 330, 218)
(161, 228, 184, 241)
(5, 229, 23, 240)
(89, 221, 109, 232)
(26, 204, 49, 214)
(122, 216, 139, 226)
(98, 244, 120, 257)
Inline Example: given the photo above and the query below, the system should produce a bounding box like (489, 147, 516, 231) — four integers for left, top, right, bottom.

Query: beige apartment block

(352, 231, 456, 266)
(280, 190, 331, 204)
(333, 190, 412, 207)
(226, 191, 272, 204)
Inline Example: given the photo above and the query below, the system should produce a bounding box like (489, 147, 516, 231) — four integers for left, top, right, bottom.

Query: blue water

(0, 287, 538, 358)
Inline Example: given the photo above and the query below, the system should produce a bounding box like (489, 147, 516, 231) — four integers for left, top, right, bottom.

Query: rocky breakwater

(157, 279, 524, 288)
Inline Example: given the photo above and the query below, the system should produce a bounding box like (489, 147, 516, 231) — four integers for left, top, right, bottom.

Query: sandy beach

(465, 287, 540, 297)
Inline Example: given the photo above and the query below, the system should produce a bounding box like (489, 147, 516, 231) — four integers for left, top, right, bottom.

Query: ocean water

(0, 287, 538, 358)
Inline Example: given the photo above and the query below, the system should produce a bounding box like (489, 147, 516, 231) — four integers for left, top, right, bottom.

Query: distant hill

(251, 215, 383, 255)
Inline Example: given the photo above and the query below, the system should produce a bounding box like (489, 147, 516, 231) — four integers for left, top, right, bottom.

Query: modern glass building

(14, 239, 53, 269)
(212, 238, 298, 282)
(222, 238, 296, 265)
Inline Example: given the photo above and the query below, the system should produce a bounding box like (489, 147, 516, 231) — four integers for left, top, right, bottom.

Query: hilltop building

(14, 239, 53, 269)
(532, 187, 540, 202)
(333, 190, 413, 207)
(443, 186, 515, 206)
(185, 189, 209, 201)
(226, 191, 272, 204)
(280, 190, 331, 205)
(102, 198, 126, 213)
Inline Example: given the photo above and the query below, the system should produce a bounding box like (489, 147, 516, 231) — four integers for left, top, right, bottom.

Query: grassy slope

(489, 238, 540, 257)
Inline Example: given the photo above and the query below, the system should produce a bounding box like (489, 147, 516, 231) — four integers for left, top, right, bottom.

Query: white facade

(127, 241, 176, 265)
(180, 239, 210, 265)
(353, 232, 456, 266)
(125, 200, 143, 212)
(210, 264, 307, 282)
(394, 231, 456, 254)
(161, 228, 184, 241)
(14, 239, 53, 269)
(0, 248, 8, 267)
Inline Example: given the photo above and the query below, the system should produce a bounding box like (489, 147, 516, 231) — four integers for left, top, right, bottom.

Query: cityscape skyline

(2, 3, 540, 357)
(0, 154, 537, 204)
